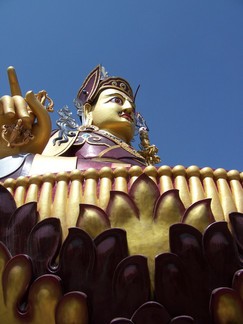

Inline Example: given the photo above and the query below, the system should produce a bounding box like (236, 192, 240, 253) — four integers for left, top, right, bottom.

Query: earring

(85, 112, 93, 126)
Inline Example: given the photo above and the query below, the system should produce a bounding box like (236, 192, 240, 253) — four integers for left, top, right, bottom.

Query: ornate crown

(76, 65, 134, 105)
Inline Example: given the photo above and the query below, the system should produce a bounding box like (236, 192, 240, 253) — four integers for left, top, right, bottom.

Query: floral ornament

(78, 173, 216, 284)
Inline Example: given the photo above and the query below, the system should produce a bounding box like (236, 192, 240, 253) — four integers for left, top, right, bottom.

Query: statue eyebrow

(105, 92, 125, 99)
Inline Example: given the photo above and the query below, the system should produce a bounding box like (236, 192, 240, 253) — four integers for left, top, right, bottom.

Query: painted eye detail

(110, 97, 124, 105)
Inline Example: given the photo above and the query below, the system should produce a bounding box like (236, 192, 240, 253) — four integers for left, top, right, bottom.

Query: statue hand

(0, 67, 52, 158)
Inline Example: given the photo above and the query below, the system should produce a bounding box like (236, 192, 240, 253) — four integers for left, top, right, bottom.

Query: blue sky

(0, 0, 242, 171)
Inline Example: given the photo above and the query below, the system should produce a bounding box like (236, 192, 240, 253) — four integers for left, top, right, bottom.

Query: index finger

(7, 66, 22, 96)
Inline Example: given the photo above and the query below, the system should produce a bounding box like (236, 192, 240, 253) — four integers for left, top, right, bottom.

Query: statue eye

(110, 97, 124, 105)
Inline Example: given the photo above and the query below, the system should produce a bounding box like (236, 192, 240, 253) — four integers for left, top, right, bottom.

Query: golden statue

(0, 65, 242, 324)
(0, 65, 160, 181)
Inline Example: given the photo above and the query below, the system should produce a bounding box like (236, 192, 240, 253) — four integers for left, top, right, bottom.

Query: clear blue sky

(0, 0, 242, 171)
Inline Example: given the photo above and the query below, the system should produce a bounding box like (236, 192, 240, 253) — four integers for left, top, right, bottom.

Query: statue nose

(122, 99, 134, 111)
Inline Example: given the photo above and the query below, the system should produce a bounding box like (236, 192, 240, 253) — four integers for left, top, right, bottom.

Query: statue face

(90, 88, 135, 143)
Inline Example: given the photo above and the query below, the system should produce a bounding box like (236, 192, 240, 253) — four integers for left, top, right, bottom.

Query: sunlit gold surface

(84, 89, 135, 143)
(0, 67, 52, 158)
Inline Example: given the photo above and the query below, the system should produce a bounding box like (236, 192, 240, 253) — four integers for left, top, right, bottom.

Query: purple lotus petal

(110, 318, 134, 324)
(27, 217, 62, 277)
(91, 229, 129, 324)
(169, 223, 210, 319)
(58, 227, 95, 294)
(203, 221, 241, 288)
(155, 253, 192, 317)
(170, 315, 194, 323)
(112, 255, 150, 319)
(131, 301, 171, 324)
(6, 202, 38, 255)
(170, 223, 203, 260)
(210, 287, 243, 323)
(232, 269, 243, 298)
(229, 212, 243, 261)
(94, 228, 129, 277)
(0, 185, 17, 242)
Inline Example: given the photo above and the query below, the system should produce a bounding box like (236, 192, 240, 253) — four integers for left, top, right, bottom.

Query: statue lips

(119, 112, 134, 123)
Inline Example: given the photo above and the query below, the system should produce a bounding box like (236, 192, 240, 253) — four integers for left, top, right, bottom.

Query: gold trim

(97, 130, 146, 162)
(97, 145, 121, 157)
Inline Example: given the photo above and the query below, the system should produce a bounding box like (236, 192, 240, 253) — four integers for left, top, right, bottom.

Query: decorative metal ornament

(2, 119, 34, 148)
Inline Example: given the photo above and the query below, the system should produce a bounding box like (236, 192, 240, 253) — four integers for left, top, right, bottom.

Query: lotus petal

(155, 253, 191, 317)
(169, 224, 204, 276)
(169, 224, 209, 316)
(2, 254, 32, 312)
(6, 202, 38, 255)
(94, 228, 128, 278)
(77, 204, 110, 238)
(91, 229, 129, 324)
(27, 218, 62, 277)
(203, 222, 240, 288)
(107, 191, 139, 228)
(129, 174, 160, 221)
(210, 287, 243, 324)
(154, 189, 185, 224)
(58, 227, 95, 294)
(170, 316, 194, 323)
(27, 274, 62, 323)
(0, 185, 16, 242)
(110, 319, 133, 324)
(55, 291, 88, 324)
(112, 255, 150, 319)
(131, 301, 171, 324)
(232, 269, 243, 301)
(229, 212, 243, 261)
(182, 199, 215, 233)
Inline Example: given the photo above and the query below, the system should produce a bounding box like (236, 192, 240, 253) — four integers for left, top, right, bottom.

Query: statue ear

(83, 103, 93, 126)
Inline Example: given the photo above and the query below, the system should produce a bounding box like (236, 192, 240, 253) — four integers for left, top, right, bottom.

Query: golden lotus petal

(3, 255, 32, 309)
(76, 205, 110, 238)
(28, 275, 62, 324)
(183, 199, 215, 233)
(55, 292, 88, 324)
(107, 191, 139, 229)
(129, 174, 160, 222)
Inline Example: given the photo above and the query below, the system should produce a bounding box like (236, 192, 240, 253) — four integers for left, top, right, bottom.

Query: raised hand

(0, 67, 53, 158)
